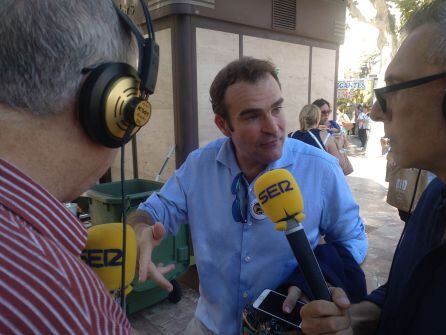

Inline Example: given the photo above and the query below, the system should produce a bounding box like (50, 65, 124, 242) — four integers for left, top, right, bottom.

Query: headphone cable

(119, 127, 135, 310)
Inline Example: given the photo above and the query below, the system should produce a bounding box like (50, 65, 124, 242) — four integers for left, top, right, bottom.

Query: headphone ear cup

(78, 63, 143, 148)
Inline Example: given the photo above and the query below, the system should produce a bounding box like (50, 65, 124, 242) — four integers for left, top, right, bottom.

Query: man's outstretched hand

(135, 222, 176, 292)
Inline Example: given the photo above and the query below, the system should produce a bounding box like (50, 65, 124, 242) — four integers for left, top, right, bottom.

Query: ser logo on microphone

(258, 180, 293, 205)
(81, 249, 123, 268)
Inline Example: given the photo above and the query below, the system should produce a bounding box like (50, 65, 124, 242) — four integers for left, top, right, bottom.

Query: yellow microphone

(254, 169, 331, 301)
(254, 169, 305, 231)
(81, 223, 137, 298)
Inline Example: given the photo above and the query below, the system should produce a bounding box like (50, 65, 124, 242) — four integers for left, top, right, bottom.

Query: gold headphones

(78, 0, 159, 148)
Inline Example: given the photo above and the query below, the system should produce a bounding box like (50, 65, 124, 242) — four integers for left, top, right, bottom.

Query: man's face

(215, 74, 285, 174)
(319, 103, 330, 125)
(371, 24, 446, 170)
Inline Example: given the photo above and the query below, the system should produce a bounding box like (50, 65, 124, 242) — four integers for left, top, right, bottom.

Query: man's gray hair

(403, 0, 446, 67)
(0, 0, 134, 116)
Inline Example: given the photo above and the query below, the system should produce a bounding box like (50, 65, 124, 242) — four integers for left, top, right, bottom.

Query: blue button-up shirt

(139, 137, 367, 335)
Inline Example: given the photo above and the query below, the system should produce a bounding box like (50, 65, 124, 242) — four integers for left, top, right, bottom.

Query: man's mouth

(260, 138, 280, 147)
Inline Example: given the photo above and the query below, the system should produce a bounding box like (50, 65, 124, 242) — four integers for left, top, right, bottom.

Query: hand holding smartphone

(252, 289, 305, 329)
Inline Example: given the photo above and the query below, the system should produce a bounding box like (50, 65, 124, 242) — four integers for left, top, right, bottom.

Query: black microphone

(254, 169, 331, 301)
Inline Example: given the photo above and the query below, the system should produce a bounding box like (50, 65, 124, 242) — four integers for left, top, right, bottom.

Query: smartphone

(252, 289, 304, 328)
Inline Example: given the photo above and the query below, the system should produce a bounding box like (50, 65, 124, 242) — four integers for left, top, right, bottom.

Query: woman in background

(288, 104, 341, 162)
(313, 98, 341, 134)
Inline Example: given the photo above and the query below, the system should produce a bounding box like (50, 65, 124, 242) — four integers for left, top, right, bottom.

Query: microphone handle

(286, 220, 331, 301)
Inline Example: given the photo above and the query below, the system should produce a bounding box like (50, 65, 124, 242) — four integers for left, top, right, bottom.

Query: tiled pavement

(129, 136, 403, 334)
(128, 286, 198, 335)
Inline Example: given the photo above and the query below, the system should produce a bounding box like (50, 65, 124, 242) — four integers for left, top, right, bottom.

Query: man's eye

(271, 106, 283, 114)
(245, 115, 258, 121)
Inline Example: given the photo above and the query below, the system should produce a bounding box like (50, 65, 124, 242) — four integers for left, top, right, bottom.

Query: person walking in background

(288, 104, 342, 162)
(351, 103, 362, 136)
(357, 104, 371, 150)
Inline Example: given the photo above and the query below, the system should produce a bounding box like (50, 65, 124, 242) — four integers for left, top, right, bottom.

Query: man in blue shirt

(128, 57, 367, 334)
(298, 2, 446, 334)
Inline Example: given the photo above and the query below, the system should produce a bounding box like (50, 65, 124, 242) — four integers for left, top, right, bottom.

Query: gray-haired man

(299, 1, 446, 334)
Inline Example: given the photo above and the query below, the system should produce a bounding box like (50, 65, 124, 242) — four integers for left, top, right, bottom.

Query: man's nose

(262, 113, 279, 134)
(370, 101, 385, 121)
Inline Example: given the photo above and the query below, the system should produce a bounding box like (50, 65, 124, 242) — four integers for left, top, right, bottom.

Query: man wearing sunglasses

(299, 2, 446, 334)
(129, 57, 367, 334)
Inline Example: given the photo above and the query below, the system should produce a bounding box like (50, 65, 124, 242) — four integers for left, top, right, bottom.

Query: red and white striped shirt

(0, 158, 132, 334)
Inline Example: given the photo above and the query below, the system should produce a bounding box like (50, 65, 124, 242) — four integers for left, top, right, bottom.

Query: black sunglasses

(231, 173, 248, 223)
(374, 72, 446, 114)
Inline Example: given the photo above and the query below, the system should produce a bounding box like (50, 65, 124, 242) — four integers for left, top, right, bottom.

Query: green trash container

(85, 179, 190, 314)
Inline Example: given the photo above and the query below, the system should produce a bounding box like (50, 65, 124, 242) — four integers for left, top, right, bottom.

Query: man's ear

(214, 114, 231, 137)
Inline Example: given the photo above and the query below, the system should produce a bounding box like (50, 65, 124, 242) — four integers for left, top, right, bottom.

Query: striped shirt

(0, 158, 131, 334)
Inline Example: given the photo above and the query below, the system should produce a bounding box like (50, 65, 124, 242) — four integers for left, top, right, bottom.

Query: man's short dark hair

(210, 57, 281, 120)
(312, 98, 330, 109)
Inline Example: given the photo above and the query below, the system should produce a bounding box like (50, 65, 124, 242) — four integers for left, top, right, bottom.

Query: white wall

(310, 47, 337, 107)
(196, 28, 239, 147)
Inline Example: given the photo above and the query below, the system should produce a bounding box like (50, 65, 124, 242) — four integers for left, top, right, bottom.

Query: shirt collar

(0, 158, 87, 256)
(215, 137, 295, 178)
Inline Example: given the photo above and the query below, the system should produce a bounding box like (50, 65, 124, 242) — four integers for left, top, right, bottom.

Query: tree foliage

(344, 0, 432, 78)
(346, 0, 398, 56)
(342, 0, 431, 107)
(390, 0, 432, 27)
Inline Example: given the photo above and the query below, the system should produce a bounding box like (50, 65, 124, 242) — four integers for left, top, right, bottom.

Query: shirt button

(243, 292, 248, 298)
(245, 256, 251, 262)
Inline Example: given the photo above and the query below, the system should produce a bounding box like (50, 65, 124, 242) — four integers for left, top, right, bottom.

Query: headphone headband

(112, 0, 159, 96)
